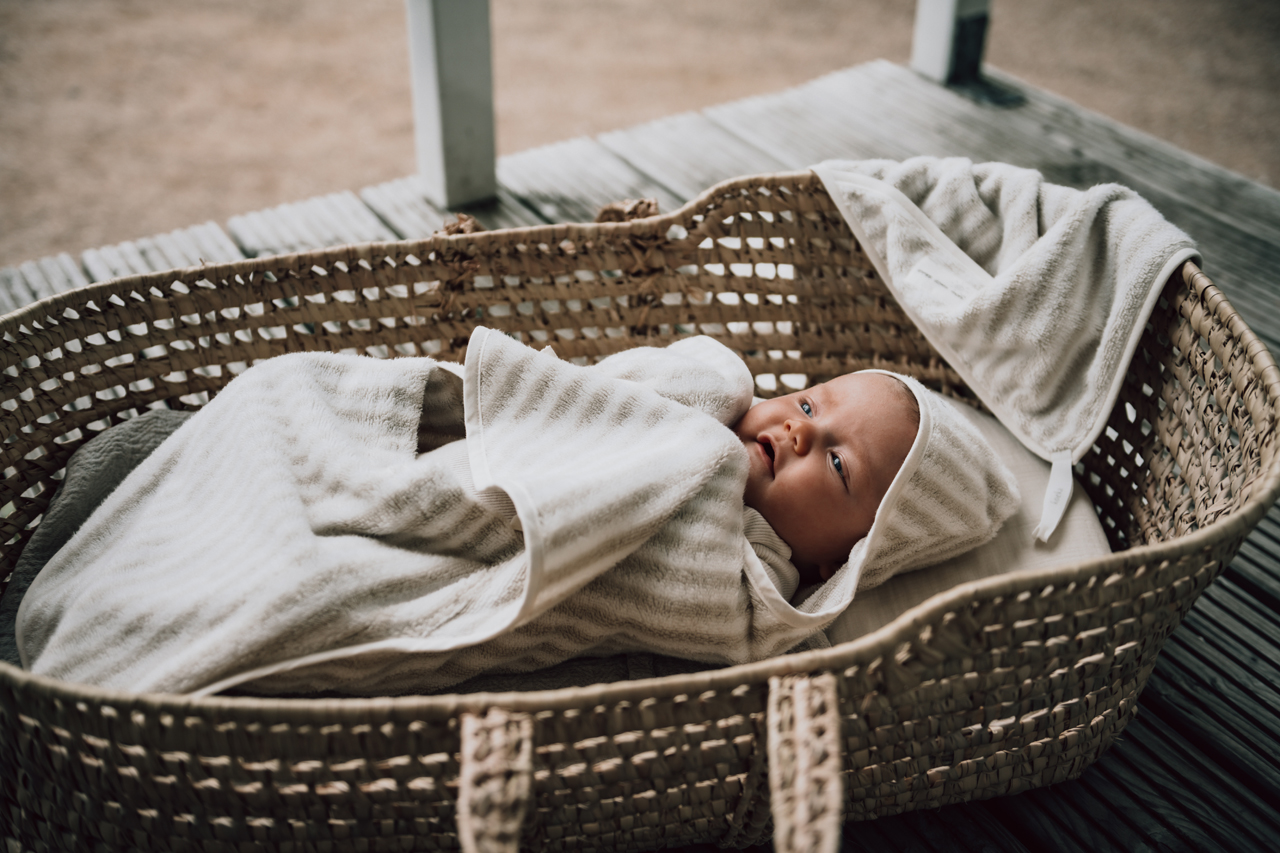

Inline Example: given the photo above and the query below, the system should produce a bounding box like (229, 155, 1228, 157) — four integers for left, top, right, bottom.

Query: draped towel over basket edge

(811, 157, 1200, 539)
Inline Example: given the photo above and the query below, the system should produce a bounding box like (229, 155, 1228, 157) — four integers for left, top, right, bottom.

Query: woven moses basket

(2, 171, 1278, 852)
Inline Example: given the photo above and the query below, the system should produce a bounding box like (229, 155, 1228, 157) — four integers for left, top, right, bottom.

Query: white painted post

(405, 0, 496, 208)
(910, 0, 991, 85)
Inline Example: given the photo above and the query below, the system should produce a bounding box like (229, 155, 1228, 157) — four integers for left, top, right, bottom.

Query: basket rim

(2, 175, 1277, 718)
(0, 170, 821, 336)
(0, 491, 1270, 720)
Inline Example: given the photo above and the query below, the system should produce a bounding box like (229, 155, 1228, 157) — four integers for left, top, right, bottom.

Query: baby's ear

(817, 562, 841, 582)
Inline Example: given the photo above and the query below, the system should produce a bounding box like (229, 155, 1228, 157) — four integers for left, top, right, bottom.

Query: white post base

(405, 0, 497, 209)
(910, 0, 991, 85)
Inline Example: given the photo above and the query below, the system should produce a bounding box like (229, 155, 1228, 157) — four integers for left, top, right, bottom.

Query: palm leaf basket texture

(1, 171, 1277, 853)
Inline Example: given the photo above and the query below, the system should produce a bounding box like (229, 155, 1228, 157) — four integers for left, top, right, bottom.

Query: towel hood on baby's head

(795, 370, 1021, 614)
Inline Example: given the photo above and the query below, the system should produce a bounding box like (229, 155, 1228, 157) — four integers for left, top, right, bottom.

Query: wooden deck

(4, 60, 1279, 851)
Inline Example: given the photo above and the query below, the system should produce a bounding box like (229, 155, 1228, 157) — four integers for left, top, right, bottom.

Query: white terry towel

(16, 329, 849, 695)
(811, 157, 1199, 539)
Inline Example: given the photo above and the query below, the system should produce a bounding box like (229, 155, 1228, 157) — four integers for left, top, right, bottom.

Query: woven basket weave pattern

(1, 172, 1276, 851)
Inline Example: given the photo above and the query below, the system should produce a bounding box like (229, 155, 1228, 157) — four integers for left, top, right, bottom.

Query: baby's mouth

(759, 437, 776, 475)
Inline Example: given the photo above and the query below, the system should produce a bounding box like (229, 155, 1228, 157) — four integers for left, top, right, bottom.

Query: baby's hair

(887, 375, 921, 430)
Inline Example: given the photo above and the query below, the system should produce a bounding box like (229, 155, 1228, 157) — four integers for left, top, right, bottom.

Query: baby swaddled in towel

(14, 326, 1018, 696)
(12, 151, 1199, 697)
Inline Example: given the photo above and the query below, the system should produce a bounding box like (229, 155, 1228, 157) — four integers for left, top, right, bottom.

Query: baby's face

(734, 372, 918, 581)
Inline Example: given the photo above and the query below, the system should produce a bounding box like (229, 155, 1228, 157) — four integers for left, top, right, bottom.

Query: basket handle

(768, 672, 844, 853)
(458, 707, 534, 853)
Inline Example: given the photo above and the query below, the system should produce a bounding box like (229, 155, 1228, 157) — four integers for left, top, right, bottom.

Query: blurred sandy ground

(0, 0, 1276, 268)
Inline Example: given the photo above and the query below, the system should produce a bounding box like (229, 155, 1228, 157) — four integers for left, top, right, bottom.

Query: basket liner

(1, 171, 1276, 852)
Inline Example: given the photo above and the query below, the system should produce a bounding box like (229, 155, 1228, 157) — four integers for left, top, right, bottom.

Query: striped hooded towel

(17, 328, 851, 696)
(812, 157, 1199, 539)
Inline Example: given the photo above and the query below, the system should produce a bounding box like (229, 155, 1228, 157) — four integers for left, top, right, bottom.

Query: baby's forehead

(821, 370, 907, 398)
(820, 371, 921, 425)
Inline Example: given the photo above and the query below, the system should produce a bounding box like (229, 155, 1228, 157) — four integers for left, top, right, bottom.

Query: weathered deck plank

(0, 268, 20, 314)
(1057, 770, 1177, 853)
(980, 66, 1280, 247)
(360, 176, 449, 237)
(226, 191, 397, 258)
(38, 253, 90, 294)
(78, 223, 246, 284)
(14, 260, 56, 302)
(982, 788, 1101, 853)
(497, 136, 685, 224)
(361, 173, 544, 236)
(597, 111, 788, 202)
(1132, 709, 1280, 837)
(1205, 574, 1280, 669)
(13, 256, 85, 302)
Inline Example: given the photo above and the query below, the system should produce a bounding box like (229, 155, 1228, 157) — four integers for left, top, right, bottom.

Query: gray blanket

(0, 410, 192, 669)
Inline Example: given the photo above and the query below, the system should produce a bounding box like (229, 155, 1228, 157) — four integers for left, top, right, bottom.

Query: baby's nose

(786, 419, 815, 454)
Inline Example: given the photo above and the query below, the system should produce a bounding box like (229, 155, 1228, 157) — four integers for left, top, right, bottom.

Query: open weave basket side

(2, 171, 1277, 852)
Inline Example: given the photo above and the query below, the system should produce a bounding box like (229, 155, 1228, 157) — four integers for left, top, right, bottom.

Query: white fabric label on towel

(903, 257, 976, 303)
(1034, 451, 1075, 542)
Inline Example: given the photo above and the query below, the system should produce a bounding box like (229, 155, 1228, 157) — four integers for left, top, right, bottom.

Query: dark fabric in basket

(0, 409, 192, 667)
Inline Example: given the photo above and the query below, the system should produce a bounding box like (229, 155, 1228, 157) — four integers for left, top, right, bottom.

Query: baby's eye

(800, 401, 813, 416)
(831, 453, 844, 476)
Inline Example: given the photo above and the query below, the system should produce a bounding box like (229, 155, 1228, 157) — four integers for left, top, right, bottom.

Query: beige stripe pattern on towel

(17, 330, 851, 695)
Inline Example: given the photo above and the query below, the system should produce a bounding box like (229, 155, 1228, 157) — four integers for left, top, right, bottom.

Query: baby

(735, 371, 920, 584)
(736, 368, 1018, 597)
(14, 332, 1018, 695)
